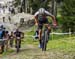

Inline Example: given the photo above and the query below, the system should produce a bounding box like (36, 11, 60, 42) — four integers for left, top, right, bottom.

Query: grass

(25, 26, 75, 53)
(0, 26, 75, 59)
(23, 29, 75, 59)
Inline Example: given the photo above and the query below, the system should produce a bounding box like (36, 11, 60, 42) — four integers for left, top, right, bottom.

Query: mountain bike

(15, 37, 21, 53)
(41, 24, 49, 51)
(41, 24, 58, 51)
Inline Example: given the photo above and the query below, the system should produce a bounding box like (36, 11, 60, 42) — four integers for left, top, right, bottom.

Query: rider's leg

(15, 39, 17, 48)
(0, 41, 4, 54)
(6, 40, 8, 51)
(45, 24, 51, 33)
(39, 29, 42, 43)
(10, 39, 13, 47)
(38, 24, 43, 44)
(38, 29, 43, 48)
(46, 24, 51, 39)
(10, 39, 12, 47)
(19, 39, 21, 48)
(1, 41, 4, 53)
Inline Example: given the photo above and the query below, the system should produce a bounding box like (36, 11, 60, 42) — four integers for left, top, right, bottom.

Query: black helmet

(16, 28, 19, 31)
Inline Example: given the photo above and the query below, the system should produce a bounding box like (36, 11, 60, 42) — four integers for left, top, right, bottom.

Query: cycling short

(38, 19, 49, 29)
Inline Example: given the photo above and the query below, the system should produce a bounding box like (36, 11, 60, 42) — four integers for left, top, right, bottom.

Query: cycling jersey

(14, 31, 22, 37)
(34, 11, 53, 20)
(3, 31, 9, 40)
(34, 11, 52, 29)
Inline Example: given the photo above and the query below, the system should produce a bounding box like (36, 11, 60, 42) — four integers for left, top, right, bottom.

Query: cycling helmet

(16, 28, 19, 32)
(38, 8, 45, 14)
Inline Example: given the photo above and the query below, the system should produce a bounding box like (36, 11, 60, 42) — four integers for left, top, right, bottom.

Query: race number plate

(11, 37, 13, 39)
(17, 37, 20, 39)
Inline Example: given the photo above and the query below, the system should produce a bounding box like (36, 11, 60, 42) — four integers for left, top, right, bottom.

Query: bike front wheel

(42, 31, 48, 51)
(16, 40, 20, 53)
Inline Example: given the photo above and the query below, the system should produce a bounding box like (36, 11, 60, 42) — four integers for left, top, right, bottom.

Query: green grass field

(25, 29, 75, 52)
(1, 26, 75, 59)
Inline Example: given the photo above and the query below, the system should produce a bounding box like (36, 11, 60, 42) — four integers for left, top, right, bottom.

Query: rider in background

(9, 31, 14, 47)
(14, 29, 23, 48)
(0, 25, 5, 54)
(34, 8, 57, 48)
(3, 31, 9, 51)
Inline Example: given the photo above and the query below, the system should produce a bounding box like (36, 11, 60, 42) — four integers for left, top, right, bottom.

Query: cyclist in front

(34, 8, 57, 48)
(9, 31, 14, 47)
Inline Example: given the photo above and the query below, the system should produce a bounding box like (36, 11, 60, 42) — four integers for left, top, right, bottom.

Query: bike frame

(16, 37, 21, 53)
(41, 24, 49, 51)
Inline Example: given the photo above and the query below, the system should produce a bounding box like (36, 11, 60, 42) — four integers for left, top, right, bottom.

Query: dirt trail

(0, 44, 74, 59)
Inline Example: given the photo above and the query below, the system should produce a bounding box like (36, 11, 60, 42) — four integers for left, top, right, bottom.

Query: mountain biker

(34, 8, 57, 48)
(3, 31, 9, 51)
(9, 31, 14, 47)
(14, 29, 23, 49)
(0, 25, 5, 54)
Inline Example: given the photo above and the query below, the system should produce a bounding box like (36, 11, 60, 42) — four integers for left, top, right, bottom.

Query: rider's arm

(34, 12, 39, 25)
(34, 17, 38, 25)
(45, 11, 57, 26)
(51, 15, 57, 26)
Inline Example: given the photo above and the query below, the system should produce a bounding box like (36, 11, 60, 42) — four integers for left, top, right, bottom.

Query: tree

(61, 0, 75, 32)
(56, 0, 63, 3)
(29, 0, 50, 14)
(51, 0, 57, 17)
(14, 0, 21, 7)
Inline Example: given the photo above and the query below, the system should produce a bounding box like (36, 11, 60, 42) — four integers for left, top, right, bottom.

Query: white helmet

(38, 8, 45, 14)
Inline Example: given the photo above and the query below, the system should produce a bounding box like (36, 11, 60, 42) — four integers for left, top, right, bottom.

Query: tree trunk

(25, 0, 27, 13)
(51, 0, 57, 17)
(30, 7, 33, 14)
(22, 0, 25, 12)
